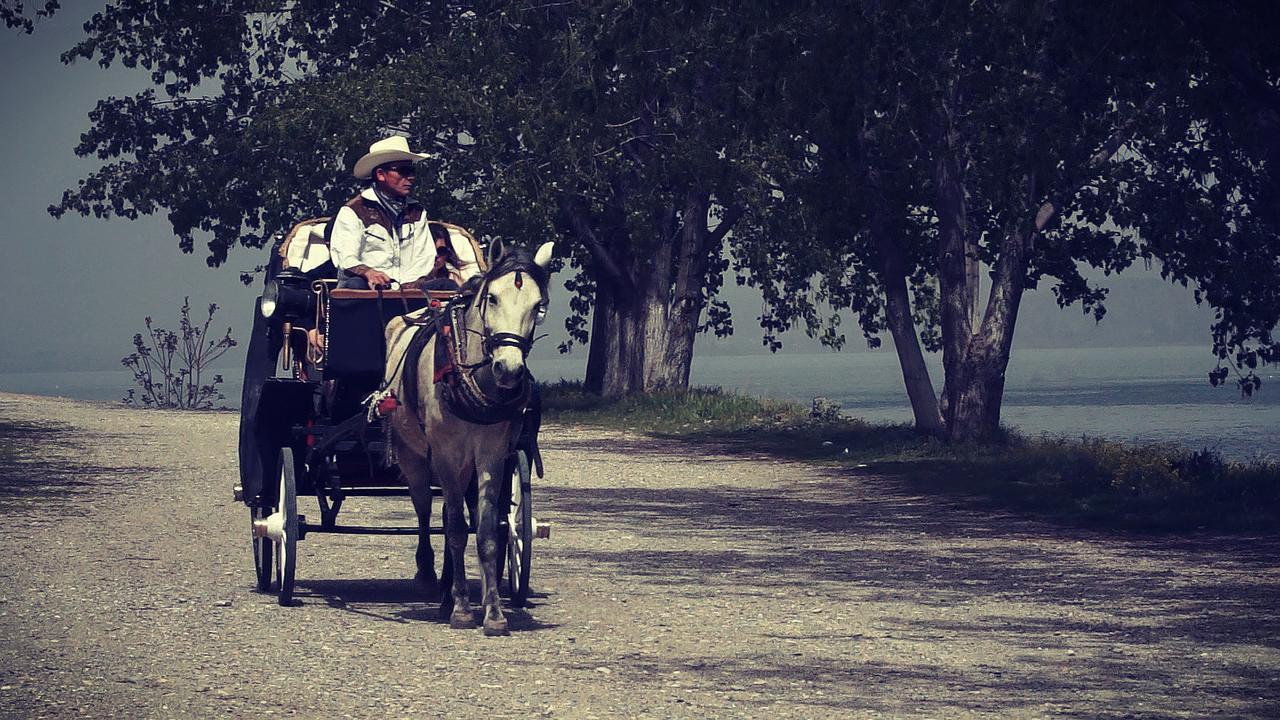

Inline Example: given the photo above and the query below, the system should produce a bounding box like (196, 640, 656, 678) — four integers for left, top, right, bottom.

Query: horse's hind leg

(408, 481, 437, 589)
(443, 493, 476, 629)
(397, 447, 437, 589)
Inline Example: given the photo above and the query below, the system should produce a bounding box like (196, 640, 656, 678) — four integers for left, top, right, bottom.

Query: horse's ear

(485, 238, 506, 269)
(534, 241, 555, 269)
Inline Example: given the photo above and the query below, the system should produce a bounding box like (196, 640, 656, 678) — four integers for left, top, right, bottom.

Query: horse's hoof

(450, 610, 477, 630)
(483, 618, 509, 637)
(415, 569, 438, 589)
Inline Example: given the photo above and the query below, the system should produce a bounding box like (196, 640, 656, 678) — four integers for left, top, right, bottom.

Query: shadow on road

(534, 434, 1280, 716)
(295, 577, 560, 632)
(0, 419, 160, 514)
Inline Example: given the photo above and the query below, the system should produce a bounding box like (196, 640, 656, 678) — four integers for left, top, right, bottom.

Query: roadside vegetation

(541, 382, 1280, 533)
(121, 298, 236, 410)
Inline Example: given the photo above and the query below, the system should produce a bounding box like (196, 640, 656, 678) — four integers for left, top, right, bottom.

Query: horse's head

(471, 240, 555, 389)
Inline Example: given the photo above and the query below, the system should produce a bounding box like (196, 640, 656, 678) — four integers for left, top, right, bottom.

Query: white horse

(384, 240, 553, 635)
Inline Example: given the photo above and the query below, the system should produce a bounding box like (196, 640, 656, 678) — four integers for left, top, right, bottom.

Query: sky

(0, 4, 252, 373)
(0, 3, 1219, 378)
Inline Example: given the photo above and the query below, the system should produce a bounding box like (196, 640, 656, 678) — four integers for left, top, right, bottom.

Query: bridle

(382, 257, 549, 429)
(451, 269, 547, 372)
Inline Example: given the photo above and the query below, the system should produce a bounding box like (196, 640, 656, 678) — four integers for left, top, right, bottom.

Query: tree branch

(706, 203, 744, 248)
(559, 197, 633, 293)
(1034, 90, 1162, 232)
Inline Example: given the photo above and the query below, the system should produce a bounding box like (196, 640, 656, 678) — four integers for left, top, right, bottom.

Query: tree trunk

(644, 192, 715, 391)
(931, 77, 1027, 443)
(567, 190, 736, 397)
(945, 338, 1011, 442)
(565, 197, 645, 398)
(876, 234, 945, 436)
(933, 86, 975, 438)
(945, 226, 1029, 442)
(583, 280, 613, 394)
(586, 285, 645, 398)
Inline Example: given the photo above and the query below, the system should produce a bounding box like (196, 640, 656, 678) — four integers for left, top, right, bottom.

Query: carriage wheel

(275, 448, 299, 606)
(250, 504, 273, 592)
(505, 449, 533, 607)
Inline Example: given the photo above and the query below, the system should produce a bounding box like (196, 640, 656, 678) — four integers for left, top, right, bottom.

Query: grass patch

(540, 380, 813, 433)
(896, 436, 1280, 531)
(540, 381, 1280, 532)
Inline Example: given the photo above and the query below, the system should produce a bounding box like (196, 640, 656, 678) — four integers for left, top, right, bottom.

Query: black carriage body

(324, 292, 431, 378)
(239, 294, 428, 503)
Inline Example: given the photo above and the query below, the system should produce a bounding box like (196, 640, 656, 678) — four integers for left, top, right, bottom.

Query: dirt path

(0, 391, 1277, 719)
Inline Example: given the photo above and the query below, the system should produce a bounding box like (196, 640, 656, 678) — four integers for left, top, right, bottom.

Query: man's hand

(361, 268, 393, 288)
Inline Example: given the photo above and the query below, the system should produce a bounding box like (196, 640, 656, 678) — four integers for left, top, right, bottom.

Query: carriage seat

(278, 215, 484, 380)
(278, 216, 487, 284)
(279, 218, 334, 275)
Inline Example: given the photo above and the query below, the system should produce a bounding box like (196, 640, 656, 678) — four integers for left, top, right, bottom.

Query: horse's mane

(462, 246, 550, 298)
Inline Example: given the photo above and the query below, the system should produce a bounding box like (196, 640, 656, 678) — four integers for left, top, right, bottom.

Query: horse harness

(396, 290, 536, 427)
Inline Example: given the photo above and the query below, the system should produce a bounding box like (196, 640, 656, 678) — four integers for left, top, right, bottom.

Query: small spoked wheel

(505, 449, 533, 607)
(275, 448, 299, 606)
(250, 504, 273, 592)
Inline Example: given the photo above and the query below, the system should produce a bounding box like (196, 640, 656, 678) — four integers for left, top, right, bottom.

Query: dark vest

(342, 193, 454, 277)
(344, 193, 425, 234)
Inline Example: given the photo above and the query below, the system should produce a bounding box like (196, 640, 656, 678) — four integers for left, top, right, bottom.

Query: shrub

(122, 298, 236, 409)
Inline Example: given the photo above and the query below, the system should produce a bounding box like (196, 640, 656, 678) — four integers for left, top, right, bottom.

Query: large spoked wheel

(505, 449, 533, 607)
(275, 448, 299, 607)
(250, 504, 273, 592)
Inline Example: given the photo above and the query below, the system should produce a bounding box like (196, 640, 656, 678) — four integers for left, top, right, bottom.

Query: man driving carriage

(330, 136, 481, 291)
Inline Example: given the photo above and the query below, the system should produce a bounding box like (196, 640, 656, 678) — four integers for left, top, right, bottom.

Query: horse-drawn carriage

(235, 217, 551, 632)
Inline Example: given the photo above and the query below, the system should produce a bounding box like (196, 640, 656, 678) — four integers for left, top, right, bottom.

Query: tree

(47, 0, 790, 398)
(739, 0, 1280, 441)
(486, 3, 783, 396)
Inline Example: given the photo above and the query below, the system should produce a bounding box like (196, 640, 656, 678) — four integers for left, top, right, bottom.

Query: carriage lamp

(260, 268, 314, 322)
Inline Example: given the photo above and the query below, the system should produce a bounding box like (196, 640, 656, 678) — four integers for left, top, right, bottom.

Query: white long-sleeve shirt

(329, 188, 438, 283)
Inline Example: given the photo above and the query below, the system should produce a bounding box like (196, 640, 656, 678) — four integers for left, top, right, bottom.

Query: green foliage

(735, 1, 1280, 404)
(43, 1, 799, 394)
(31, 1, 1280, 426)
(121, 298, 236, 409)
(0, 0, 57, 34)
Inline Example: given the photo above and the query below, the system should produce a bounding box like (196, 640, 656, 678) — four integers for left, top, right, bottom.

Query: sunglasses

(383, 164, 416, 176)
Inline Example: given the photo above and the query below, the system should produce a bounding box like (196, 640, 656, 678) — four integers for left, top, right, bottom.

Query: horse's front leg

(442, 490, 476, 629)
(476, 460, 509, 636)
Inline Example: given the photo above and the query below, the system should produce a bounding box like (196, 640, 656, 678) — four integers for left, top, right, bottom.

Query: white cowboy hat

(352, 136, 433, 180)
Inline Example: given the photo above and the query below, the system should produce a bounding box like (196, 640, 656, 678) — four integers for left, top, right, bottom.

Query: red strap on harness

(433, 324, 456, 383)
(377, 393, 399, 415)
(433, 362, 455, 384)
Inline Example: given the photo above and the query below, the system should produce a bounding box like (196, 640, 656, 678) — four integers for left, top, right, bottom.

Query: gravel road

(0, 391, 1277, 719)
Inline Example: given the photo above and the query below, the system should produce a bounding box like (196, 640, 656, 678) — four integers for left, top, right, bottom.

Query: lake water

(1, 345, 1275, 462)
